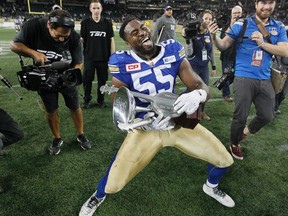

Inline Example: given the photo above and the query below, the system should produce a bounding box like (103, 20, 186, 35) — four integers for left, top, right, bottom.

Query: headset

(49, 16, 75, 29)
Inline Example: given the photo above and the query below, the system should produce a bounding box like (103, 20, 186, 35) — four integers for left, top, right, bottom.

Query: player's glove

(142, 112, 175, 131)
(173, 89, 207, 115)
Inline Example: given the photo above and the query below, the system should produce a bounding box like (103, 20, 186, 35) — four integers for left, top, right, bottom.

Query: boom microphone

(51, 61, 70, 70)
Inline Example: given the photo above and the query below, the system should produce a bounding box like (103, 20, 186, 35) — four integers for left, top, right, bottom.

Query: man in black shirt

(10, 9, 91, 155)
(81, 0, 115, 108)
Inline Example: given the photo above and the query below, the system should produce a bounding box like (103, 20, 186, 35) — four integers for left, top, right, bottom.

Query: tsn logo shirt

(80, 17, 114, 62)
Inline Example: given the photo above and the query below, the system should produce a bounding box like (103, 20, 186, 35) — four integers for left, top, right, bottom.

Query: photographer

(219, 6, 243, 102)
(182, 9, 216, 120)
(209, 0, 288, 160)
(10, 9, 92, 155)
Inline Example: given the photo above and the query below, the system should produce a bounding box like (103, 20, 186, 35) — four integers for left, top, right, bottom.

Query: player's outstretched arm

(178, 58, 210, 100)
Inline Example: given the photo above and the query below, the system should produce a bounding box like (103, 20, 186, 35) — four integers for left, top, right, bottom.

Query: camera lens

(63, 71, 77, 87)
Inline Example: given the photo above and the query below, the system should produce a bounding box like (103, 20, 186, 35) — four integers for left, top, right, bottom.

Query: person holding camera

(81, 0, 115, 109)
(219, 5, 243, 102)
(182, 9, 216, 121)
(209, 0, 288, 160)
(151, 5, 177, 44)
(10, 9, 92, 155)
(79, 18, 235, 216)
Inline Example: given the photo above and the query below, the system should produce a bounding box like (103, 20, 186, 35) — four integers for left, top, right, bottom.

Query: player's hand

(173, 89, 207, 115)
(143, 112, 175, 131)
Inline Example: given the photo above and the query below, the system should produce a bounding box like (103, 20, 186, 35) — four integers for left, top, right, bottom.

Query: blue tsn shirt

(108, 39, 185, 117)
(227, 15, 288, 79)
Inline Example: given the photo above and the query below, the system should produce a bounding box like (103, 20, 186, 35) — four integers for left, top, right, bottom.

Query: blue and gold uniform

(97, 40, 233, 197)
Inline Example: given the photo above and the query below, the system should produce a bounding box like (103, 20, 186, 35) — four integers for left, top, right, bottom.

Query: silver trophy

(100, 85, 181, 131)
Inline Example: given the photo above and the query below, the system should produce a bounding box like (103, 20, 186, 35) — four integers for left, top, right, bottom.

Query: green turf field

(0, 27, 288, 216)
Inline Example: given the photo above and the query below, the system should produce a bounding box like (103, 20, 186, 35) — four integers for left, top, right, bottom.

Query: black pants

(0, 108, 24, 149)
(83, 60, 108, 104)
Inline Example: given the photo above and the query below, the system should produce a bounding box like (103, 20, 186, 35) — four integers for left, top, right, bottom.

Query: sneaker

(230, 144, 243, 160)
(79, 191, 106, 216)
(82, 101, 91, 109)
(201, 112, 211, 121)
(224, 96, 233, 102)
(203, 184, 235, 208)
(77, 134, 91, 150)
(48, 138, 63, 155)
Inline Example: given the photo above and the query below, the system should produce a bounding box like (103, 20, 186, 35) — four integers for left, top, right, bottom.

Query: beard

(133, 44, 156, 57)
(256, 8, 273, 20)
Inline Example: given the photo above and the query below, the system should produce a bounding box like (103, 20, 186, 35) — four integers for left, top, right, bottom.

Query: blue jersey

(109, 39, 185, 111)
(227, 15, 288, 79)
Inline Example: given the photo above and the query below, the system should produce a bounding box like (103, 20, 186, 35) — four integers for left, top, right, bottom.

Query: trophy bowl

(112, 86, 136, 130)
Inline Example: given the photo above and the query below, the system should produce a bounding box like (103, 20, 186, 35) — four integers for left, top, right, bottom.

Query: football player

(79, 18, 235, 216)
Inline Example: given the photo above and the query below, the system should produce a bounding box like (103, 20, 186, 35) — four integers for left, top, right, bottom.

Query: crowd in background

(0, 0, 288, 25)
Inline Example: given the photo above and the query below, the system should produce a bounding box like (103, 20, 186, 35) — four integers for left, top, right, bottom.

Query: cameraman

(10, 9, 92, 155)
(209, 0, 288, 160)
(182, 9, 216, 121)
(219, 6, 243, 102)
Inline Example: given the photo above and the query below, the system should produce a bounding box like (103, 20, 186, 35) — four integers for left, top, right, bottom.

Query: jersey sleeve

(108, 51, 124, 82)
(276, 22, 288, 43)
(227, 19, 244, 41)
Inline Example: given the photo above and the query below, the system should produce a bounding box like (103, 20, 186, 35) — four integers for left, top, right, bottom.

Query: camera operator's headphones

(49, 13, 75, 29)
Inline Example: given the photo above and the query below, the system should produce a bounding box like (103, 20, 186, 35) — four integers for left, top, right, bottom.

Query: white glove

(142, 112, 175, 131)
(173, 89, 207, 115)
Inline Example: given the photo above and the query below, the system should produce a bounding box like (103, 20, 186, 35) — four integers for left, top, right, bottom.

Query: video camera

(184, 12, 230, 39)
(183, 12, 202, 39)
(215, 13, 230, 29)
(17, 60, 82, 91)
(213, 66, 234, 90)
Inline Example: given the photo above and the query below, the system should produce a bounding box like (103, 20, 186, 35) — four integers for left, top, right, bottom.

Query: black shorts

(38, 87, 80, 113)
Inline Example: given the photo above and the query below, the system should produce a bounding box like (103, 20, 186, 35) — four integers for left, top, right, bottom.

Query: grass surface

(0, 27, 288, 216)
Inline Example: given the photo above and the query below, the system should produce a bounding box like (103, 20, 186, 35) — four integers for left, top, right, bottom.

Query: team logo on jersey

(163, 55, 176, 64)
(204, 36, 211, 43)
(126, 63, 141, 72)
(269, 27, 278, 36)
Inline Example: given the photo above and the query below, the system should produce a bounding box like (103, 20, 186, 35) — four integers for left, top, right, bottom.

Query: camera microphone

(51, 61, 70, 70)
